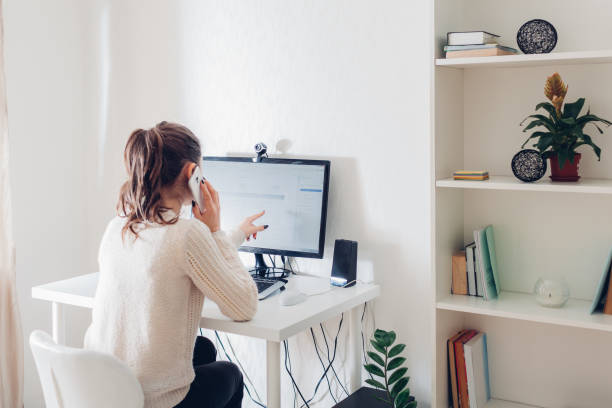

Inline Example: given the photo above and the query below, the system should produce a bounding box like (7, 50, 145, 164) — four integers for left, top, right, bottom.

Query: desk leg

(266, 340, 281, 408)
(349, 305, 362, 392)
(52, 302, 66, 345)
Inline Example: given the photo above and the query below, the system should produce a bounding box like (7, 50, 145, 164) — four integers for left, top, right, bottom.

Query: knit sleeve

(183, 220, 258, 322)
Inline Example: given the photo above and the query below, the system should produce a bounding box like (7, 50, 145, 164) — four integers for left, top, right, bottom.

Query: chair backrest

(29, 330, 144, 408)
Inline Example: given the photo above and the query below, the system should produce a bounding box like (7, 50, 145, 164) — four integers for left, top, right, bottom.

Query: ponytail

(118, 121, 201, 239)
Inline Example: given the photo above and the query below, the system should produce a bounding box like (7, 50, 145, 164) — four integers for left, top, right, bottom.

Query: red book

(448, 330, 466, 408)
(454, 330, 478, 408)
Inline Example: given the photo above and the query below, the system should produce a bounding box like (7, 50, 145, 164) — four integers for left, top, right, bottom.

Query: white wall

(5, 1, 93, 406)
(7, 1, 433, 406)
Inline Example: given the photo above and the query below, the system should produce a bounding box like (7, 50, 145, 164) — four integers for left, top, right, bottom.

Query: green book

(474, 225, 500, 300)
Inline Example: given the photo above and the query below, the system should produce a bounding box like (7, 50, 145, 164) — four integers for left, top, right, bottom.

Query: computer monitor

(202, 156, 330, 273)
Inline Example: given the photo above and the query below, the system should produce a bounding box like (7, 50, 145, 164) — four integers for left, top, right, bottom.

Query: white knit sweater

(84, 214, 258, 408)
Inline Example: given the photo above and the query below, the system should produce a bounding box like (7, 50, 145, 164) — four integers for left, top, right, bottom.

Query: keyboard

(252, 276, 285, 300)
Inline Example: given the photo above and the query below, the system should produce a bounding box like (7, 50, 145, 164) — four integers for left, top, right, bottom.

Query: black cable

(299, 313, 344, 408)
(361, 302, 374, 381)
(214, 331, 266, 408)
(286, 339, 298, 408)
(284, 340, 311, 407)
(268, 254, 276, 269)
(319, 324, 349, 396)
(310, 328, 338, 404)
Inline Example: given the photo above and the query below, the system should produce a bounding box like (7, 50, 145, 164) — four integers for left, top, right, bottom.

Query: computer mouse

(280, 289, 307, 306)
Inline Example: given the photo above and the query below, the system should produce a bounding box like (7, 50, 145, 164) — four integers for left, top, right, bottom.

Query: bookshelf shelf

(436, 175, 612, 194)
(437, 291, 612, 333)
(435, 49, 612, 69)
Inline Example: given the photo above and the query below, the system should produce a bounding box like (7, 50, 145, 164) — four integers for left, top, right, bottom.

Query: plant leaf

(522, 119, 555, 132)
(524, 114, 556, 129)
(387, 357, 407, 371)
(374, 330, 391, 347)
(563, 98, 585, 119)
(371, 339, 386, 354)
(365, 378, 386, 390)
(364, 363, 384, 377)
(560, 117, 577, 126)
(587, 122, 605, 134)
(394, 388, 412, 407)
(535, 102, 558, 120)
(389, 368, 408, 385)
(577, 114, 612, 127)
(579, 134, 602, 159)
(367, 351, 385, 366)
(388, 344, 406, 358)
(391, 377, 409, 398)
(404, 401, 417, 408)
(535, 134, 554, 153)
(384, 331, 397, 347)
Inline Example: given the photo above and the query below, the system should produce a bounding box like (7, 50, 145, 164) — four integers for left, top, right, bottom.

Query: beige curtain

(0, 1, 23, 407)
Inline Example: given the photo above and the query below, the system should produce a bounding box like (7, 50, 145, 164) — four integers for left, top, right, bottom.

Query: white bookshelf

(436, 49, 612, 69)
(432, 1, 612, 407)
(436, 176, 612, 194)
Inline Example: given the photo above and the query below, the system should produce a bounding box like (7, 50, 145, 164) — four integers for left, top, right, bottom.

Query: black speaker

(330, 239, 358, 287)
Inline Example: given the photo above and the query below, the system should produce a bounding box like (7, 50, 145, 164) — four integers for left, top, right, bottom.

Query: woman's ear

(184, 162, 197, 179)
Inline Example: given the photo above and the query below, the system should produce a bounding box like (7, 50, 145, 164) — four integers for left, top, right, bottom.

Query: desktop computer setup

(202, 153, 367, 407)
(202, 155, 332, 301)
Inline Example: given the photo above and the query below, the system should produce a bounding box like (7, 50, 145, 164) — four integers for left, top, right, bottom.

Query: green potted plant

(364, 329, 416, 408)
(521, 72, 612, 181)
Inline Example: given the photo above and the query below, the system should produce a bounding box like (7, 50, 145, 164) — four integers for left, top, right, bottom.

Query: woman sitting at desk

(84, 121, 265, 408)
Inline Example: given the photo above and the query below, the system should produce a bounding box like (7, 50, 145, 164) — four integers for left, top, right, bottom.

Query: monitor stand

(250, 253, 291, 279)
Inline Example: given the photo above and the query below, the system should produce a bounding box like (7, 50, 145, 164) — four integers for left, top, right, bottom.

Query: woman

(84, 121, 263, 408)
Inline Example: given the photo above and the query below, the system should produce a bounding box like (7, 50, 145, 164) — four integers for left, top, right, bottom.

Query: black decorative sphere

(511, 149, 547, 182)
(517, 19, 557, 54)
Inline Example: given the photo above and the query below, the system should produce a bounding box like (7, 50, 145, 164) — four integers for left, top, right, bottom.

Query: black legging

(174, 336, 244, 408)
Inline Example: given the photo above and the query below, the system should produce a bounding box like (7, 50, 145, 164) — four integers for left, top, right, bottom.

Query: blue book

(590, 248, 612, 314)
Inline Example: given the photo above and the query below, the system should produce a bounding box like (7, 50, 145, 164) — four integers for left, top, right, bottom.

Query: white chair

(29, 330, 144, 408)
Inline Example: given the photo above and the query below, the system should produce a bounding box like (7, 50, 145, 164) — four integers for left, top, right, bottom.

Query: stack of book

(453, 171, 489, 181)
(445, 31, 518, 59)
(451, 225, 500, 300)
(590, 248, 612, 315)
(448, 329, 491, 408)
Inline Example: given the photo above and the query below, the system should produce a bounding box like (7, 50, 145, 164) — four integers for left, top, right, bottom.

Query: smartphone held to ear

(188, 166, 205, 212)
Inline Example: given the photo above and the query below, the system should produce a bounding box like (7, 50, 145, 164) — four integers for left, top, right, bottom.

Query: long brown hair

(117, 121, 201, 238)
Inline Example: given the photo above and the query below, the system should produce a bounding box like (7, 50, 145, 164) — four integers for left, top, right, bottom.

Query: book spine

(482, 334, 491, 401)
(465, 344, 477, 408)
(467, 257, 476, 296)
(474, 247, 482, 297)
(455, 331, 477, 408)
(452, 252, 468, 295)
(448, 338, 460, 408)
(474, 231, 489, 301)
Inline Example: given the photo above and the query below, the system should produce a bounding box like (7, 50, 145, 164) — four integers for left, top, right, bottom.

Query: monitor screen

(202, 157, 330, 258)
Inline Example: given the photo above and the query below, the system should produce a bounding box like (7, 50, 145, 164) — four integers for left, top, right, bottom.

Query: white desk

(32, 273, 380, 408)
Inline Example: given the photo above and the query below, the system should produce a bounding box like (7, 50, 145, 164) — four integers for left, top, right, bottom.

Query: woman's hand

(239, 211, 268, 241)
(192, 180, 221, 233)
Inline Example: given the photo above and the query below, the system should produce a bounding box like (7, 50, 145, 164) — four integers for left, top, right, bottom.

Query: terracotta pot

(549, 153, 581, 181)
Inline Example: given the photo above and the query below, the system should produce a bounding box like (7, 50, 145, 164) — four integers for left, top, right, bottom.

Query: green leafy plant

(364, 329, 416, 408)
(521, 72, 612, 168)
